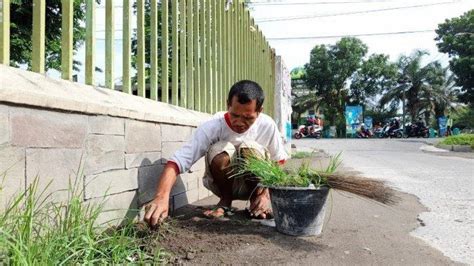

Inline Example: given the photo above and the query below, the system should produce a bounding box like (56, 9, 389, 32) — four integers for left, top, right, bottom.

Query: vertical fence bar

(228, 2, 232, 88)
(232, 0, 240, 82)
(205, 0, 212, 113)
(235, 1, 240, 81)
(271, 48, 276, 118)
(256, 27, 260, 89)
(0, 0, 10, 65)
(179, 0, 187, 107)
(61, 0, 73, 80)
(193, 0, 200, 111)
(264, 40, 269, 115)
(239, 2, 244, 80)
(229, 1, 235, 84)
(137, 0, 145, 97)
(105, 0, 114, 89)
(161, 0, 169, 103)
(242, 6, 247, 80)
(226, 1, 231, 86)
(234, 0, 238, 81)
(85, 0, 95, 85)
(227, 1, 232, 85)
(269, 43, 274, 118)
(150, 0, 158, 100)
(199, 0, 206, 112)
(249, 17, 255, 80)
(262, 38, 266, 110)
(243, 3, 247, 80)
(32, 0, 45, 73)
(260, 31, 268, 113)
(223, 2, 229, 102)
(217, 0, 223, 110)
(211, 0, 217, 112)
(263, 41, 272, 116)
(251, 19, 255, 82)
(186, 0, 194, 110)
(171, 0, 179, 105)
(246, 10, 250, 80)
(267, 42, 273, 117)
(122, 0, 131, 94)
(242, 3, 248, 79)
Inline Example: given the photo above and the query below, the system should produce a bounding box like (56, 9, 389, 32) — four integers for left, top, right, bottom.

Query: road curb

(420, 145, 449, 153)
(434, 144, 473, 152)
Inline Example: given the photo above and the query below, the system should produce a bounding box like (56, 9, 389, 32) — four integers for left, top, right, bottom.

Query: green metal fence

(0, 0, 275, 117)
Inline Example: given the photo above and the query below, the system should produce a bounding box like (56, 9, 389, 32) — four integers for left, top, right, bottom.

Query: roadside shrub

(440, 134, 474, 149)
(0, 178, 165, 264)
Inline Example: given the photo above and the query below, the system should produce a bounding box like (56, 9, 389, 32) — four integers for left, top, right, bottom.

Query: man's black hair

(227, 80, 264, 111)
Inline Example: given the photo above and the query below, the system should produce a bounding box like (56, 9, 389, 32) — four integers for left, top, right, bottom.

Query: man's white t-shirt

(170, 111, 289, 173)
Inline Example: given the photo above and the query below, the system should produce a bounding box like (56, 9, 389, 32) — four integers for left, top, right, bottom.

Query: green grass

(0, 177, 166, 264)
(234, 152, 342, 188)
(291, 151, 313, 159)
(439, 134, 474, 149)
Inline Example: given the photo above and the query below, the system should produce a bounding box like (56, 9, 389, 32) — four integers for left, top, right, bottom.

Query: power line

(255, 1, 454, 22)
(267, 29, 435, 40)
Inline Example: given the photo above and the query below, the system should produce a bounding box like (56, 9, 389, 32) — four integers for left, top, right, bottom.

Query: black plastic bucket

(269, 186, 330, 236)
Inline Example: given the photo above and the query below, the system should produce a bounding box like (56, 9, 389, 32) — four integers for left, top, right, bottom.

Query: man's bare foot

(249, 187, 272, 219)
(203, 198, 232, 218)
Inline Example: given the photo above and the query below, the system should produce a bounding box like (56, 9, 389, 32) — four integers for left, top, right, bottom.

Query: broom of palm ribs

(321, 173, 397, 205)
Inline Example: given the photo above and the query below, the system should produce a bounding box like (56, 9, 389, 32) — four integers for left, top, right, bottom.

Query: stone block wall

(0, 66, 212, 225)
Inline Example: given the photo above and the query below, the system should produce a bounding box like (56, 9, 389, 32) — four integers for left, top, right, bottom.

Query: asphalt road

(294, 138, 474, 265)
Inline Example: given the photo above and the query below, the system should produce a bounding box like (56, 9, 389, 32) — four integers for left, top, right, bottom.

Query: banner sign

(438, 116, 447, 137)
(345, 105, 363, 135)
(364, 116, 373, 129)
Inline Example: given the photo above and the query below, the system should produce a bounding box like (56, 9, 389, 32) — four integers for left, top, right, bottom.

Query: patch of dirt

(138, 206, 327, 264)
(134, 190, 459, 265)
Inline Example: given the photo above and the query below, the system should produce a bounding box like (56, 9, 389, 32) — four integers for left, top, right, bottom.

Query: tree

(419, 63, 459, 122)
(379, 50, 458, 125)
(451, 106, 474, 129)
(349, 54, 398, 106)
(290, 67, 305, 80)
(304, 37, 368, 135)
(435, 9, 474, 105)
(364, 106, 398, 125)
(10, 0, 100, 71)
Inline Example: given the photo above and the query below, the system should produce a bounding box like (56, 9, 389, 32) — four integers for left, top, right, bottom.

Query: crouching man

(144, 80, 288, 227)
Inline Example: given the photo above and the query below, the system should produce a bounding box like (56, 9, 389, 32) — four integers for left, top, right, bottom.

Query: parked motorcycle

(377, 124, 403, 138)
(357, 127, 373, 138)
(374, 126, 384, 138)
(294, 124, 322, 139)
(405, 123, 429, 138)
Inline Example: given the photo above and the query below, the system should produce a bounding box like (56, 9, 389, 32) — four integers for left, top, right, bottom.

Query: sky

(249, 0, 474, 70)
(56, 0, 474, 85)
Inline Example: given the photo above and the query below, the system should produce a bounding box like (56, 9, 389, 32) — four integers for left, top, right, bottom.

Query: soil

(135, 153, 461, 265)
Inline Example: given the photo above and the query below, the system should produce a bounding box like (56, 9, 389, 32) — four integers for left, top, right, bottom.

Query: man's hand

(144, 195, 169, 227)
(249, 187, 272, 219)
(144, 162, 179, 227)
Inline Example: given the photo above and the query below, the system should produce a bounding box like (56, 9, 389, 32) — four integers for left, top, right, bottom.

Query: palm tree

(418, 64, 459, 123)
(379, 50, 457, 124)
